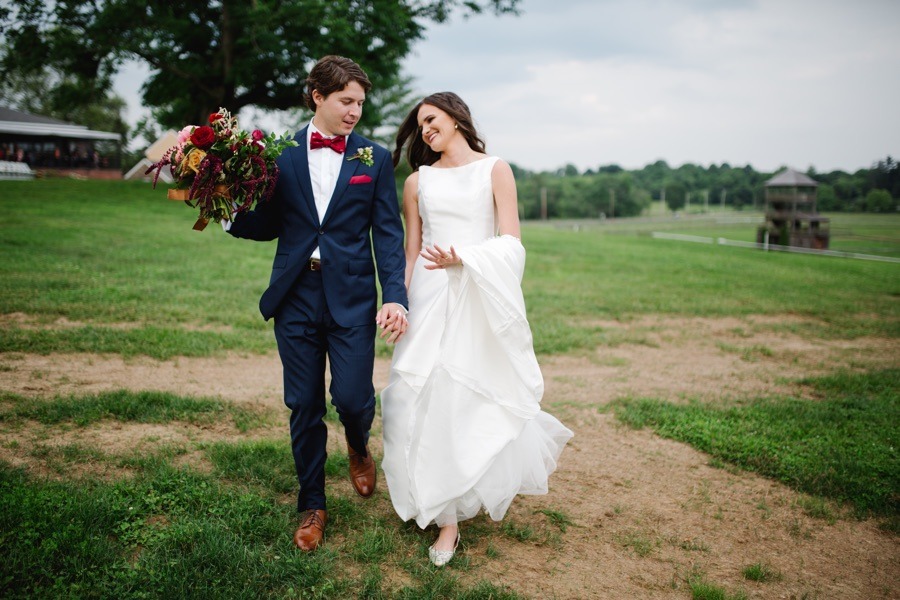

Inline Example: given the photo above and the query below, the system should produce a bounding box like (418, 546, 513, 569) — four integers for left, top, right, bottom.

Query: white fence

(650, 231, 900, 264)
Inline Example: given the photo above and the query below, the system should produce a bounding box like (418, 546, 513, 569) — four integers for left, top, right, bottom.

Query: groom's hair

(305, 56, 372, 111)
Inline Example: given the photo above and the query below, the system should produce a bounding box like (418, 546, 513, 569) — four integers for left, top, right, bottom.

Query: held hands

(376, 302, 408, 344)
(421, 244, 462, 270)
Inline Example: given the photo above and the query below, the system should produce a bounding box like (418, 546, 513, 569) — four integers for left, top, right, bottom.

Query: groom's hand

(376, 303, 408, 344)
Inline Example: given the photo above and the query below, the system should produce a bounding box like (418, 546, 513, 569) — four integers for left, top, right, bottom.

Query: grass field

(2, 180, 898, 358)
(1, 179, 898, 599)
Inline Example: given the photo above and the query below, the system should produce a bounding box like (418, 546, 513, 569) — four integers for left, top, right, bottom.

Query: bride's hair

(392, 92, 487, 170)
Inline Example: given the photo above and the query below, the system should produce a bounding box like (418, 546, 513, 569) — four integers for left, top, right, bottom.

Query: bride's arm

(402, 172, 422, 289)
(492, 159, 521, 239)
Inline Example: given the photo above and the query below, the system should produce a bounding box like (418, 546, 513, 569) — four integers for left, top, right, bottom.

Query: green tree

(664, 182, 686, 212)
(833, 173, 865, 210)
(816, 183, 839, 212)
(863, 189, 895, 213)
(731, 185, 753, 211)
(2, 0, 519, 131)
(0, 58, 127, 137)
(868, 156, 900, 199)
(587, 173, 648, 218)
(559, 163, 579, 177)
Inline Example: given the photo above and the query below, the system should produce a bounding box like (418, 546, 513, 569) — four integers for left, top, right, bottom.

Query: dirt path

(1, 315, 898, 598)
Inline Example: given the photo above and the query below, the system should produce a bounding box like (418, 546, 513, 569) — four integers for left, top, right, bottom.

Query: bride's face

(417, 104, 459, 153)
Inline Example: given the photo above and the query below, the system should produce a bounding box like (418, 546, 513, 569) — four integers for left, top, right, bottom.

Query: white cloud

(112, 0, 900, 172)
(401, 0, 900, 172)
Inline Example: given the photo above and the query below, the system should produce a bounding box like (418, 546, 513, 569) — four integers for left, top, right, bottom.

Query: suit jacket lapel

(321, 132, 362, 227)
(289, 127, 319, 225)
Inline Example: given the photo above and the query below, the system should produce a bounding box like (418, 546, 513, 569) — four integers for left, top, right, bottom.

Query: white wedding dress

(381, 156, 573, 529)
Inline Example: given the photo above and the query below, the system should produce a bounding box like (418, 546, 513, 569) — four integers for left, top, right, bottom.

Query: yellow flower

(182, 148, 207, 174)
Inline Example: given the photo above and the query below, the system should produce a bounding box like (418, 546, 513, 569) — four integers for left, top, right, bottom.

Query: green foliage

(0, 461, 340, 599)
(863, 189, 895, 213)
(0, 455, 526, 599)
(0, 326, 273, 360)
(512, 156, 898, 218)
(742, 562, 783, 582)
(665, 181, 687, 211)
(536, 508, 574, 532)
(689, 578, 748, 600)
(1, 0, 520, 130)
(205, 440, 298, 495)
(0, 389, 263, 429)
(612, 369, 900, 516)
(615, 529, 657, 557)
(500, 520, 535, 542)
(0, 60, 129, 140)
(516, 170, 651, 219)
(867, 156, 900, 198)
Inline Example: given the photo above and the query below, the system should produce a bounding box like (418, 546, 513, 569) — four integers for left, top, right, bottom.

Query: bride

(381, 92, 573, 566)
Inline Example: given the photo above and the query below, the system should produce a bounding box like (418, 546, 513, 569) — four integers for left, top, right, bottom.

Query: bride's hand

(421, 243, 461, 270)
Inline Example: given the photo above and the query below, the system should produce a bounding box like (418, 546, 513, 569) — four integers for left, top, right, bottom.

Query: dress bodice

(417, 156, 499, 249)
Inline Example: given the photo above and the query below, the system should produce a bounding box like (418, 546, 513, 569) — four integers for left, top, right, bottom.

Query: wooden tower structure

(757, 168, 830, 249)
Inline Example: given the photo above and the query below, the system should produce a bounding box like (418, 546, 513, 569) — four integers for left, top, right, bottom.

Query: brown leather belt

(308, 258, 322, 272)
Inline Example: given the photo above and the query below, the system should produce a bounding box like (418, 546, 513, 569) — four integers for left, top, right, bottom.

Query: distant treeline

(508, 156, 899, 219)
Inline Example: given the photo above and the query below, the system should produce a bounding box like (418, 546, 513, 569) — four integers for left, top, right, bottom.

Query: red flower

(190, 125, 216, 149)
(251, 129, 264, 142)
(209, 112, 223, 124)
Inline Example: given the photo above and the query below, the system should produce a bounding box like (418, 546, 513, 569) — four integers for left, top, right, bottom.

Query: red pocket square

(349, 174, 372, 185)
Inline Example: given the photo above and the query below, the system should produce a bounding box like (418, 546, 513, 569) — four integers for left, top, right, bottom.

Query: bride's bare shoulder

(402, 171, 420, 201)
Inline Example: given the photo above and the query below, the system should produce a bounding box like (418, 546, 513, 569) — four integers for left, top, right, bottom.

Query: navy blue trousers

(273, 268, 376, 511)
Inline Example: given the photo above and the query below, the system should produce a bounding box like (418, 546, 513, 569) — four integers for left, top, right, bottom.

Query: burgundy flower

(150, 106, 297, 229)
(190, 125, 216, 149)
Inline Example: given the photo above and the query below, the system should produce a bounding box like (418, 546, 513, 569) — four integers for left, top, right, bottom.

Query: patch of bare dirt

(0, 312, 234, 333)
(1, 314, 898, 599)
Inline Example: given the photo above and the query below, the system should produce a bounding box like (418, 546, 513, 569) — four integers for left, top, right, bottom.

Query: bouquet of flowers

(146, 108, 297, 230)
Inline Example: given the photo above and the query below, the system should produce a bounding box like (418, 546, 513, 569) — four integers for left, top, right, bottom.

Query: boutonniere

(347, 146, 374, 167)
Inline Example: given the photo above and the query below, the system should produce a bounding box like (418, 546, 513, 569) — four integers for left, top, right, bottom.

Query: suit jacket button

(318, 229, 324, 235)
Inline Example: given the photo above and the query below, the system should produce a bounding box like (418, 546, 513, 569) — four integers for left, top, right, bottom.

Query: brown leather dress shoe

(347, 442, 376, 498)
(293, 509, 327, 551)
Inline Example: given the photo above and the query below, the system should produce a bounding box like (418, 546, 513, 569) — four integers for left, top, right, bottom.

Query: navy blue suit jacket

(229, 127, 408, 325)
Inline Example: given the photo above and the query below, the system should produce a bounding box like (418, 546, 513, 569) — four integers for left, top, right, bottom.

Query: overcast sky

(115, 0, 899, 174)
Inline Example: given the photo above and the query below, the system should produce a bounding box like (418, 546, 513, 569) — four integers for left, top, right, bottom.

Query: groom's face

(312, 81, 366, 137)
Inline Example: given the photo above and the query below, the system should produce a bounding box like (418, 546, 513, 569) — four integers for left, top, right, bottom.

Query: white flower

(348, 146, 374, 167)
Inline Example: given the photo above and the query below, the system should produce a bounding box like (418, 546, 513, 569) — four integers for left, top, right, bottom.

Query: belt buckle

(309, 258, 322, 272)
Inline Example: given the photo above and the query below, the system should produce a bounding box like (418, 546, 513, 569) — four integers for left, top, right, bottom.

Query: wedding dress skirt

(381, 158, 573, 529)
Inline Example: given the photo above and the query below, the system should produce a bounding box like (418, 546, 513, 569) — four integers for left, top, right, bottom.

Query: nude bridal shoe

(428, 532, 460, 567)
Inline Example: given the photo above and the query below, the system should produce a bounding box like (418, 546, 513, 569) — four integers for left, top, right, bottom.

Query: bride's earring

(454, 124, 458, 129)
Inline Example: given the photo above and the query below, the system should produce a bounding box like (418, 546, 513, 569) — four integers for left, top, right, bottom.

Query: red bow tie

(310, 131, 346, 153)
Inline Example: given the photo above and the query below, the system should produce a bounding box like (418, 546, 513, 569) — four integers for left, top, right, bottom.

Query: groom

(228, 55, 408, 551)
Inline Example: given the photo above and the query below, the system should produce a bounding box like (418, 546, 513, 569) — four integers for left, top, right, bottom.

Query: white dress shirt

(307, 120, 345, 260)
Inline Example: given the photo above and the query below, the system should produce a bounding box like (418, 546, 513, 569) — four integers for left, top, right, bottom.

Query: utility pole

(608, 188, 615, 219)
(540, 187, 548, 220)
(720, 188, 726, 212)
